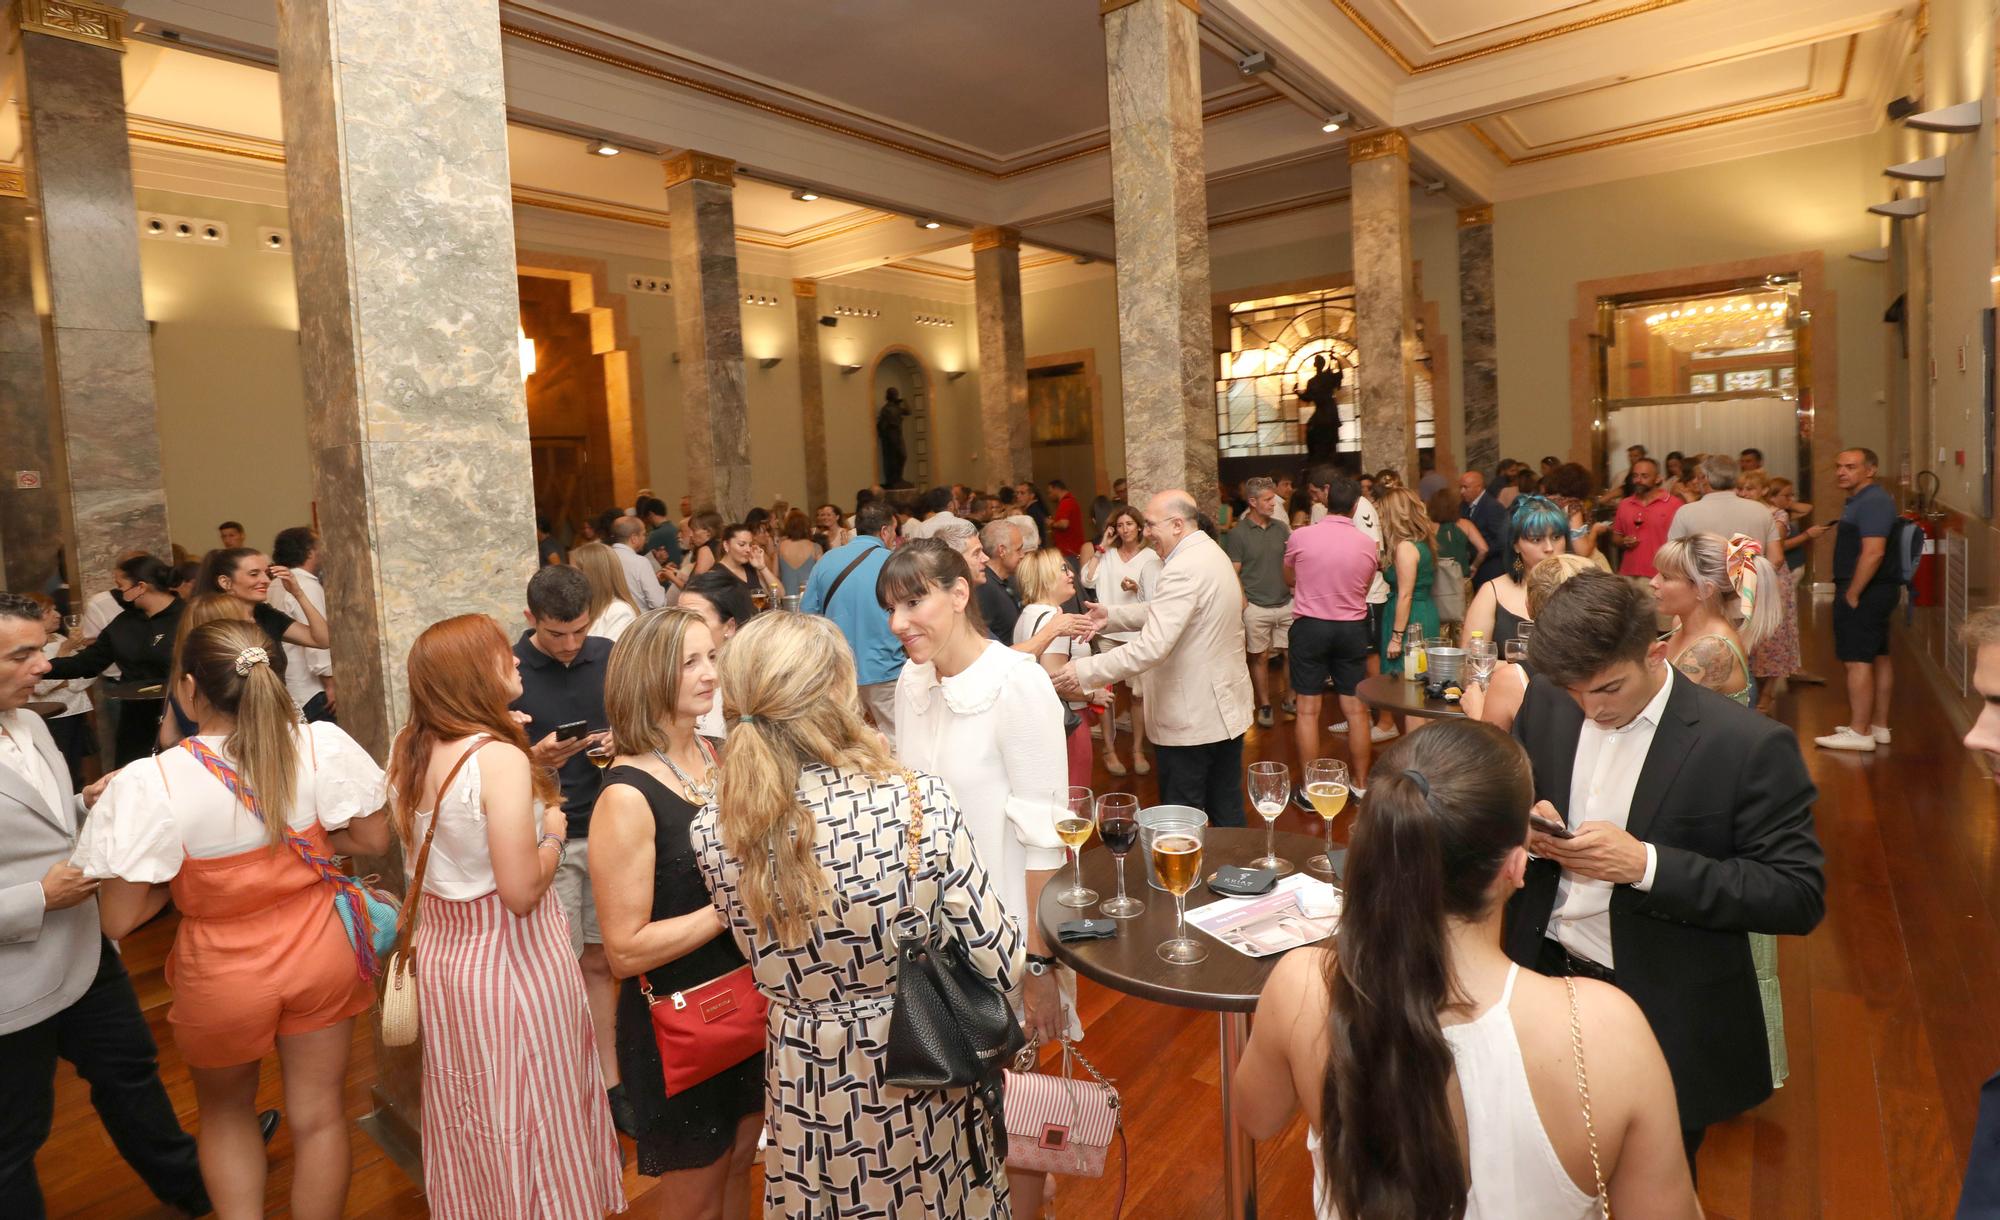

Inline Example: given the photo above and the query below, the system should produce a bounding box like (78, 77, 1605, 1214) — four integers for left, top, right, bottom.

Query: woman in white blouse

(75, 620, 392, 1220)
(570, 541, 641, 640)
(879, 538, 1074, 1220)
(1015, 548, 1106, 789)
(1081, 505, 1158, 776)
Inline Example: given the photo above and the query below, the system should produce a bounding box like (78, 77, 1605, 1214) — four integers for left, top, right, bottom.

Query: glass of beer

(1247, 761, 1294, 875)
(1302, 758, 1350, 879)
(1054, 785, 1099, 908)
(1096, 793, 1144, 918)
(1146, 817, 1207, 964)
(586, 742, 615, 770)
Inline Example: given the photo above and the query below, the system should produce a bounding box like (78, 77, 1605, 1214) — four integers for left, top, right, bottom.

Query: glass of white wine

(1145, 817, 1207, 964)
(1302, 758, 1350, 879)
(1246, 761, 1294, 876)
(1054, 785, 1099, 908)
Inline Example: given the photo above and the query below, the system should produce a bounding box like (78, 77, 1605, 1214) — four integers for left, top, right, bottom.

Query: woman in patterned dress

(693, 613, 1024, 1219)
(1735, 472, 1803, 712)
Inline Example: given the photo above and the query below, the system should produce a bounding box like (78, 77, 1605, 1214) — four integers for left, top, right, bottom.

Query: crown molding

(11, 0, 127, 52)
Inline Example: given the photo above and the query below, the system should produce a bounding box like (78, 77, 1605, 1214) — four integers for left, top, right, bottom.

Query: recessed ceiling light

(588, 139, 620, 157)
(917, 218, 941, 230)
(1322, 111, 1349, 133)
(791, 188, 820, 202)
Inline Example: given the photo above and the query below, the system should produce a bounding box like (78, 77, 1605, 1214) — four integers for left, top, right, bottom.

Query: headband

(233, 646, 270, 676)
(1401, 768, 1430, 797)
(1724, 533, 1762, 620)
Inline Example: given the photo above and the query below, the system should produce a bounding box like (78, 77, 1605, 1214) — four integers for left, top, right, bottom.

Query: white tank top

(1309, 964, 1600, 1219)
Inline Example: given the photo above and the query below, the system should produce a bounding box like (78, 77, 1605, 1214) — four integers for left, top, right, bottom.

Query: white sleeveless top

(409, 752, 547, 901)
(1310, 964, 1599, 1219)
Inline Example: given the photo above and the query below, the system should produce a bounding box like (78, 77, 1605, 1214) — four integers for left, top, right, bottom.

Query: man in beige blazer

(1056, 491, 1254, 825)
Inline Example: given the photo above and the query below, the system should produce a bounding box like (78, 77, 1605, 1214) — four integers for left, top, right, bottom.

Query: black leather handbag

(882, 769, 1027, 1181)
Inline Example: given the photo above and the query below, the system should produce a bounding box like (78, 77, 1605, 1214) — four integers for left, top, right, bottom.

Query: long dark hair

(1320, 719, 1532, 1220)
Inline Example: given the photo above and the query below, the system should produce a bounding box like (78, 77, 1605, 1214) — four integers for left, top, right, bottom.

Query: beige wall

(1023, 273, 1124, 483)
(1493, 133, 1894, 469)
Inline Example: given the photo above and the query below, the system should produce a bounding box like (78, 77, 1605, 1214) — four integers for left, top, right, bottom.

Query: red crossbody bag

(638, 962, 766, 1096)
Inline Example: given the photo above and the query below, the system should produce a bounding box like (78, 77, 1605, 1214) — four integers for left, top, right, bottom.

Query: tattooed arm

(1672, 635, 1746, 698)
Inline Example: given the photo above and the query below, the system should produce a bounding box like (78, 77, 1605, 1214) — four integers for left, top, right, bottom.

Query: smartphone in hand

(1529, 813, 1576, 840)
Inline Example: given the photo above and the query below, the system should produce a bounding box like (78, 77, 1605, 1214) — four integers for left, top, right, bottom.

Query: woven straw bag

(379, 737, 489, 1048)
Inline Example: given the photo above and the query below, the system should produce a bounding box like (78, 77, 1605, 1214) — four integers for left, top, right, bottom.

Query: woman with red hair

(387, 615, 624, 1219)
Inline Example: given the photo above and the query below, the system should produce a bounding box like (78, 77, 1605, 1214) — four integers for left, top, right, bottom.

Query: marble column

(278, 0, 536, 1167)
(11, 2, 171, 597)
(973, 226, 1031, 489)
(665, 152, 752, 521)
(0, 164, 60, 594)
(1349, 129, 1420, 478)
(794, 279, 829, 510)
(1102, 0, 1219, 514)
(1457, 205, 1499, 479)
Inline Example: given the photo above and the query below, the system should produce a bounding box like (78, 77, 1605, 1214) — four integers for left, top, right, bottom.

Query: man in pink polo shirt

(1611, 457, 1680, 579)
(1285, 467, 1383, 799)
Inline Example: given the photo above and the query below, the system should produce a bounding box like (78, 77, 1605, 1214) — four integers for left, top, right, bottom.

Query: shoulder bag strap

(1566, 977, 1612, 1219)
(898, 769, 925, 912)
(821, 544, 879, 607)
(392, 734, 492, 958)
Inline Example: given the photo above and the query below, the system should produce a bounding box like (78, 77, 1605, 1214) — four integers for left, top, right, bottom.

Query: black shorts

(1832, 582, 1898, 662)
(1290, 615, 1371, 697)
(1365, 602, 1385, 655)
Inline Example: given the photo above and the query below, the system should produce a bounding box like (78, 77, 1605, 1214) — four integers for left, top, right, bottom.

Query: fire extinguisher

(1907, 470, 1945, 608)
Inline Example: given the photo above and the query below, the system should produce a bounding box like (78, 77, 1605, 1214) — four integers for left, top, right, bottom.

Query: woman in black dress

(590, 606, 763, 1217)
(196, 546, 330, 657)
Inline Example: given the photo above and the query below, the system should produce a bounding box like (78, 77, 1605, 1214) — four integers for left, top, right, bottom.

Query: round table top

(100, 680, 166, 702)
(1356, 674, 1466, 720)
(1036, 827, 1334, 1014)
(26, 701, 65, 718)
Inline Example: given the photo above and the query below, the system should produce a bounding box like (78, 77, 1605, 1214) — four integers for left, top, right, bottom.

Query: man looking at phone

(512, 565, 630, 1131)
(1507, 570, 1824, 1177)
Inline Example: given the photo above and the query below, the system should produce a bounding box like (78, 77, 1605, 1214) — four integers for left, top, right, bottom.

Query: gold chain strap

(1565, 977, 1611, 1219)
(901, 769, 925, 876)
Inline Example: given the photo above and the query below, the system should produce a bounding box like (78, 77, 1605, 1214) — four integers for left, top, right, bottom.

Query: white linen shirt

(614, 542, 668, 612)
(269, 567, 332, 712)
(893, 640, 1068, 929)
(1546, 669, 1670, 968)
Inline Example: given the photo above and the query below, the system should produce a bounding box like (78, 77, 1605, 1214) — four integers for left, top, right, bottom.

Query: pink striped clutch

(1003, 1041, 1122, 1181)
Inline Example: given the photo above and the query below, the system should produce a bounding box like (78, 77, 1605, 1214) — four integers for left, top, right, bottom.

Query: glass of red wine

(1096, 792, 1144, 918)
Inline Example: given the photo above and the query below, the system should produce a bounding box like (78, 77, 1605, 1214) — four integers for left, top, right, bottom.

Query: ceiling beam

(788, 221, 972, 281)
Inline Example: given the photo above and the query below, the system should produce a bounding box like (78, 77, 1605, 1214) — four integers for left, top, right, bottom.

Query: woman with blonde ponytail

(74, 620, 393, 1219)
(693, 612, 1024, 1218)
(1231, 721, 1699, 1219)
(1651, 531, 1781, 708)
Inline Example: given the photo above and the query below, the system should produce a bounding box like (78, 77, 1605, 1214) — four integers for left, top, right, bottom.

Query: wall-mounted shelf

(1906, 101, 1981, 133)
(1868, 197, 1927, 218)
(1885, 156, 1946, 182)
(1848, 248, 1890, 263)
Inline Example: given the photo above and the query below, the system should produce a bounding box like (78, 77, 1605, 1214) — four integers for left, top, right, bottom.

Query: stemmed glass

(1054, 785, 1099, 908)
(1095, 793, 1144, 918)
(1467, 638, 1498, 688)
(1503, 636, 1529, 667)
(1302, 758, 1351, 879)
(1246, 761, 1295, 875)
(1146, 817, 1207, 964)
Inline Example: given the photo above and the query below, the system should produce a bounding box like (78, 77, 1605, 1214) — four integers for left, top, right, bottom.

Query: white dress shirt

(1546, 669, 1670, 968)
(79, 590, 122, 679)
(614, 542, 668, 612)
(0, 710, 69, 833)
(270, 567, 332, 711)
(1353, 496, 1389, 605)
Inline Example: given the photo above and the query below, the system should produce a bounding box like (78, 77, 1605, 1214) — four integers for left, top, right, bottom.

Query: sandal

(1104, 756, 1128, 776)
(1134, 753, 1151, 775)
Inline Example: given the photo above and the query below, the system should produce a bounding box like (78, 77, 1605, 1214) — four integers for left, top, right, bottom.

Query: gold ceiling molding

(792, 278, 817, 298)
(1457, 204, 1493, 227)
(513, 189, 672, 229)
(0, 165, 24, 197)
(11, 0, 126, 51)
(971, 225, 1021, 252)
(1347, 129, 1408, 164)
(662, 150, 735, 189)
(1328, 0, 1687, 75)
(1209, 188, 1352, 230)
(1468, 34, 1857, 165)
(127, 119, 286, 164)
(887, 252, 1070, 282)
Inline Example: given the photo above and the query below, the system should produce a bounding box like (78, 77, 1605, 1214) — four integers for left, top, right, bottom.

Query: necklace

(654, 739, 718, 805)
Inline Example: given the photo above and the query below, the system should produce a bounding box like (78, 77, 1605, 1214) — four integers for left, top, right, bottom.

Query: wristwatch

(1025, 953, 1058, 977)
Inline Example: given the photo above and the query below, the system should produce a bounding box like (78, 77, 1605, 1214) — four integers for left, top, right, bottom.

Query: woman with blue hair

(1463, 495, 1571, 652)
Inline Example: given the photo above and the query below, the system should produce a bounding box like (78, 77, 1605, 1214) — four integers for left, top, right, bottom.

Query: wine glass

(1503, 636, 1529, 667)
(1246, 761, 1295, 876)
(1302, 758, 1351, 879)
(1095, 793, 1144, 918)
(1054, 785, 1099, 908)
(1146, 818, 1207, 964)
(586, 741, 615, 771)
(1467, 638, 1498, 688)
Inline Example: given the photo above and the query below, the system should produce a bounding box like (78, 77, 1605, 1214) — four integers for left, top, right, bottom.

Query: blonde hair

(1015, 547, 1071, 607)
(1736, 470, 1773, 500)
(570, 541, 637, 624)
(1377, 486, 1436, 565)
(181, 619, 299, 848)
(714, 613, 897, 947)
(605, 607, 708, 757)
(1523, 553, 1595, 618)
(170, 593, 254, 708)
(1654, 533, 1779, 652)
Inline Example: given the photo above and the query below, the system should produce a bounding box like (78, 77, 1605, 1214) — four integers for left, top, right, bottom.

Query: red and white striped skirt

(415, 888, 626, 1219)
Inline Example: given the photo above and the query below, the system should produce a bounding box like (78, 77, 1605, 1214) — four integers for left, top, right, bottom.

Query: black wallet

(1056, 918, 1116, 943)
(1209, 866, 1277, 897)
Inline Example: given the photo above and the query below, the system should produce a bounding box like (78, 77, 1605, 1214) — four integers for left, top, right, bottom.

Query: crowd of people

(1, 439, 1944, 1218)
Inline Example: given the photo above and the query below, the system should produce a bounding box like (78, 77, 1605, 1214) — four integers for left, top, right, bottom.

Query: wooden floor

(36, 595, 1993, 1218)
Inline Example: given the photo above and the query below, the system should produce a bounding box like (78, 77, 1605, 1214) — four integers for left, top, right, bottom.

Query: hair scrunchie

(736, 713, 756, 728)
(233, 646, 270, 676)
(1724, 533, 1762, 619)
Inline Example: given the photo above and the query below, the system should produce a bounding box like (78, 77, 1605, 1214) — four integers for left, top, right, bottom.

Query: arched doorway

(869, 348, 932, 489)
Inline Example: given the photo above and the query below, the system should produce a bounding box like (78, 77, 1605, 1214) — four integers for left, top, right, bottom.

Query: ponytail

(180, 621, 300, 849)
(1317, 720, 1532, 1220)
(1723, 534, 1781, 654)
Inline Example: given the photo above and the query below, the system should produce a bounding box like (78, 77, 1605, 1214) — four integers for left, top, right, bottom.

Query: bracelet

(537, 831, 566, 865)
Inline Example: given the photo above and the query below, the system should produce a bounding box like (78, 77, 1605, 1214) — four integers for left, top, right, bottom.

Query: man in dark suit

(1506, 571, 1824, 1173)
(1460, 469, 1509, 588)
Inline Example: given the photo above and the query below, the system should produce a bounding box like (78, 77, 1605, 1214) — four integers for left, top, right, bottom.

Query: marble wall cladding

(667, 178, 752, 520)
(1350, 149, 1420, 478)
(1104, 0, 1219, 514)
(793, 281, 828, 509)
(17, 31, 170, 594)
(1457, 218, 1498, 479)
(974, 238, 1031, 488)
(0, 195, 59, 593)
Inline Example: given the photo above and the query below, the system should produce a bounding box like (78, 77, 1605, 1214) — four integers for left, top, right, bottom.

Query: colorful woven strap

(180, 738, 383, 981)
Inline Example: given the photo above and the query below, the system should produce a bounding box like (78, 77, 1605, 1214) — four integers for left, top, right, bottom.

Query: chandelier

(1642, 297, 1790, 353)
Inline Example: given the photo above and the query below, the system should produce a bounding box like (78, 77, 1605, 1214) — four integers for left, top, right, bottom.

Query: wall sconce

(945, 370, 968, 381)
(517, 324, 537, 381)
(758, 357, 783, 369)
(840, 363, 864, 374)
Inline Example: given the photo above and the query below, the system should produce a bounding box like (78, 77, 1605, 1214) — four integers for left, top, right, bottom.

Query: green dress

(1379, 541, 1440, 676)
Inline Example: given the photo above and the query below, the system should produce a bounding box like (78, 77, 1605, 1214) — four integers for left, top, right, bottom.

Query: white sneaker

(1814, 727, 1877, 752)
(1370, 725, 1400, 743)
(1328, 721, 1349, 733)
(1871, 725, 1892, 744)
